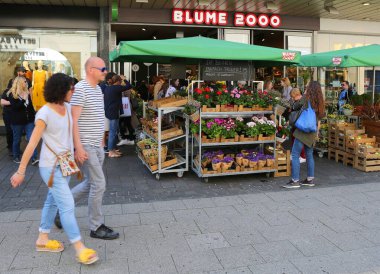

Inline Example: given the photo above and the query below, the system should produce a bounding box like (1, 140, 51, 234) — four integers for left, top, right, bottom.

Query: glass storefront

(0, 29, 97, 124)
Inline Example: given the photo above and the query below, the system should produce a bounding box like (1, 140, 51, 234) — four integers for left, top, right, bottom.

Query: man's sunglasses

(92, 67, 108, 72)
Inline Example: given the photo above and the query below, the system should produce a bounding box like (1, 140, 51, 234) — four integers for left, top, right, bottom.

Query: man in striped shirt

(64, 57, 119, 240)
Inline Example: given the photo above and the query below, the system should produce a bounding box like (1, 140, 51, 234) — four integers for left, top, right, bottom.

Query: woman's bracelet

(16, 171, 25, 176)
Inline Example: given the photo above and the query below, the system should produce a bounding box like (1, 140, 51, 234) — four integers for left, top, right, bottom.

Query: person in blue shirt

(338, 81, 349, 114)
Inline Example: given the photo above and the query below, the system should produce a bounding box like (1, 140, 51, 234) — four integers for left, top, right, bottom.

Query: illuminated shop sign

(172, 9, 281, 28)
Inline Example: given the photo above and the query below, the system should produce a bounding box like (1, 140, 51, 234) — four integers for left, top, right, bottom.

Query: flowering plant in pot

(253, 116, 276, 137)
(245, 121, 259, 138)
(342, 103, 354, 116)
(194, 86, 215, 107)
(216, 87, 233, 106)
(211, 158, 222, 170)
(266, 155, 275, 167)
(203, 119, 223, 139)
(236, 153, 244, 166)
(235, 116, 247, 135)
(248, 156, 258, 169)
(222, 156, 234, 169)
(257, 154, 267, 169)
(231, 88, 248, 106)
(220, 118, 237, 139)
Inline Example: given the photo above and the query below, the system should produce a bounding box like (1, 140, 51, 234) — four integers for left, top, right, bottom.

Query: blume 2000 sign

(172, 9, 281, 28)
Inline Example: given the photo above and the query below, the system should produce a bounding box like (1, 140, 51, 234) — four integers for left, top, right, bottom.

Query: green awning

(299, 44, 380, 67)
(110, 36, 300, 65)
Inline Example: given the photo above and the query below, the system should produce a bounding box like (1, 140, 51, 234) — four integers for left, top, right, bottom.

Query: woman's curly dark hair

(305, 81, 325, 119)
(44, 73, 73, 104)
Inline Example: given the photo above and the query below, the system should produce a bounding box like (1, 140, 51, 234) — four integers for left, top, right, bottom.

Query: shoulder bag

(45, 105, 82, 187)
(294, 101, 317, 133)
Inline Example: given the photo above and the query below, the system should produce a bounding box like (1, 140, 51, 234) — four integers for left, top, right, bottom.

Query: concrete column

(98, 7, 110, 67)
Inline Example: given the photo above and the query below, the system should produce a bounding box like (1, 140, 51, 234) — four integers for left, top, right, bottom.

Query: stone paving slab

(1, 189, 380, 273)
(1, 135, 380, 272)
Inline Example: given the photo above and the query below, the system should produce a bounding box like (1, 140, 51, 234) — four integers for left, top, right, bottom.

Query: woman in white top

(281, 77, 293, 100)
(10, 73, 98, 265)
(165, 78, 180, 97)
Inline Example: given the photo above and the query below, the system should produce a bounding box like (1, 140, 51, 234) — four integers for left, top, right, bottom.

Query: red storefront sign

(172, 9, 281, 28)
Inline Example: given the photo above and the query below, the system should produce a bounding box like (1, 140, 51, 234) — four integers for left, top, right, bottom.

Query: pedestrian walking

(1, 87, 13, 156)
(7, 76, 38, 164)
(283, 81, 325, 189)
(56, 57, 119, 240)
(10, 73, 98, 265)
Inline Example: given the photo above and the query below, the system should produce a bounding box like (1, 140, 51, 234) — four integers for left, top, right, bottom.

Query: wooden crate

(354, 156, 380, 172)
(152, 97, 188, 108)
(202, 105, 221, 112)
(344, 153, 355, 167)
(153, 127, 183, 140)
(220, 135, 239, 143)
(238, 105, 253, 112)
(336, 135, 346, 151)
(335, 149, 345, 164)
(346, 137, 376, 154)
(274, 150, 291, 177)
(239, 135, 258, 142)
(149, 155, 178, 172)
(258, 134, 275, 141)
(220, 105, 238, 112)
(195, 134, 221, 144)
(328, 147, 337, 161)
(357, 144, 380, 159)
(221, 161, 241, 173)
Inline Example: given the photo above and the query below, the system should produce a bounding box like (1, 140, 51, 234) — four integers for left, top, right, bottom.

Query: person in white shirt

(165, 78, 180, 97)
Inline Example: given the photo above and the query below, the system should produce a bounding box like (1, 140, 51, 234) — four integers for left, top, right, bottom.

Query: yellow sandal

(77, 248, 99, 265)
(36, 240, 64, 253)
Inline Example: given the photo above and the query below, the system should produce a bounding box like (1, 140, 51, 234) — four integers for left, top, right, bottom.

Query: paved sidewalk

(1, 136, 379, 212)
(2, 181, 380, 273)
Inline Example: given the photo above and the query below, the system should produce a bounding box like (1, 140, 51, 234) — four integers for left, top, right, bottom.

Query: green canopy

(299, 44, 380, 67)
(110, 36, 300, 65)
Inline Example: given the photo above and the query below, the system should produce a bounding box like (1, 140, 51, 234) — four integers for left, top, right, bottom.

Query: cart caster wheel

(155, 174, 160, 180)
(318, 152, 324, 158)
(203, 178, 209, 183)
(177, 171, 184, 178)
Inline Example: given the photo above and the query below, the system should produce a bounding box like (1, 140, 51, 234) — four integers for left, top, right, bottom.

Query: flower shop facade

(110, 8, 319, 84)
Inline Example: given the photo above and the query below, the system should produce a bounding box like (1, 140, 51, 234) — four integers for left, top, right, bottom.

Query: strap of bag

(44, 104, 71, 188)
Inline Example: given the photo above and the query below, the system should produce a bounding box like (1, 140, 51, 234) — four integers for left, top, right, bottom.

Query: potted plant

(220, 118, 238, 142)
(342, 104, 354, 116)
(248, 156, 258, 169)
(236, 153, 244, 166)
(183, 101, 200, 121)
(266, 155, 275, 168)
(221, 156, 234, 170)
(243, 121, 259, 141)
(212, 158, 221, 171)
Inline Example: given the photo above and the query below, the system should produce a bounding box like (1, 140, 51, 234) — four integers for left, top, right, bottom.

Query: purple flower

(212, 158, 221, 164)
(236, 153, 243, 157)
(223, 156, 234, 163)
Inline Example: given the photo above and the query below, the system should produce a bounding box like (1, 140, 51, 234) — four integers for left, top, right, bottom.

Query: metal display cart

(191, 109, 277, 183)
(139, 102, 189, 180)
(188, 79, 277, 182)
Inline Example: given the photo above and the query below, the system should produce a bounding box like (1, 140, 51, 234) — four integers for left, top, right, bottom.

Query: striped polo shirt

(70, 80, 105, 147)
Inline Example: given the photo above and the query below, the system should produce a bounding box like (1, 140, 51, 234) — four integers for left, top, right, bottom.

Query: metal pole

(372, 66, 376, 105)
(198, 61, 201, 88)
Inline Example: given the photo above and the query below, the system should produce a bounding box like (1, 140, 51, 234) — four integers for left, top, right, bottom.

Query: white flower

(257, 119, 265, 124)
(236, 116, 243, 122)
(267, 120, 276, 127)
(247, 122, 256, 127)
(252, 116, 259, 122)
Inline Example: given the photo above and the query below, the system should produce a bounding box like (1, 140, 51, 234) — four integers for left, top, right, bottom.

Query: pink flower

(235, 94, 241, 98)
